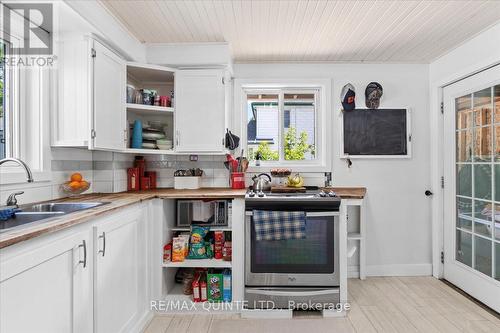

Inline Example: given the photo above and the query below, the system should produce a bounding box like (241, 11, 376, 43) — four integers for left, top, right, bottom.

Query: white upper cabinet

(53, 36, 230, 154)
(52, 37, 91, 147)
(90, 39, 127, 151)
(52, 36, 126, 150)
(174, 69, 227, 153)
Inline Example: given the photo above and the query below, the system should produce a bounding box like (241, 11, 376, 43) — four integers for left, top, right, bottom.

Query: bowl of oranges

(61, 173, 90, 196)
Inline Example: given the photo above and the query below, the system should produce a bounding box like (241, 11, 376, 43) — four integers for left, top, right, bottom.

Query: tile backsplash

(92, 152, 231, 192)
(1, 148, 328, 205)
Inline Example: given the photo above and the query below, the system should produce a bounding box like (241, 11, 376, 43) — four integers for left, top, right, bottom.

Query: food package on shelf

(207, 271, 223, 302)
(172, 237, 185, 262)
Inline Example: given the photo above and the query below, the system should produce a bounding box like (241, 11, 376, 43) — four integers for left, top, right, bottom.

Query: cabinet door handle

(78, 240, 87, 268)
(176, 131, 180, 147)
(98, 232, 106, 257)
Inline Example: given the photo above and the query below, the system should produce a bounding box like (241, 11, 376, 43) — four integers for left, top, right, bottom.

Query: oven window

(251, 216, 335, 273)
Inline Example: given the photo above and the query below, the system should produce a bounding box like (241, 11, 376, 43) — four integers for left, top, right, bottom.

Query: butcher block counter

(323, 187, 367, 199)
(0, 187, 366, 249)
(0, 188, 246, 249)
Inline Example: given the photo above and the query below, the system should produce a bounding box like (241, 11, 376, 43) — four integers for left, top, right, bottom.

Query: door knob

(425, 190, 433, 196)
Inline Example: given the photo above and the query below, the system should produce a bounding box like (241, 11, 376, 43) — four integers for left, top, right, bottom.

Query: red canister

(127, 168, 140, 191)
(160, 96, 168, 107)
(230, 172, 245, 189)
(140, 177, 150, 190)
(145, 171, 157, 189)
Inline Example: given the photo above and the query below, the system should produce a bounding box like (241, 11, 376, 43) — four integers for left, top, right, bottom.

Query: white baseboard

(366, 264, 432, 277)
(348, 265, 359, 278)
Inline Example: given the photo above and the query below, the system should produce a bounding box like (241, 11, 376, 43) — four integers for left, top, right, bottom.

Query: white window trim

(0, 4, 51, 185)
(233, 78, 332, 172)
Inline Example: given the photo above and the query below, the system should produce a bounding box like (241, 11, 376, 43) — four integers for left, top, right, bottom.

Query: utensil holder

(231, 172, 245, 189)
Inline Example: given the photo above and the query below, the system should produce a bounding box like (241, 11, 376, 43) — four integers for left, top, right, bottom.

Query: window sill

(246, 164, 330, 173)
(0, 170, 51, 185)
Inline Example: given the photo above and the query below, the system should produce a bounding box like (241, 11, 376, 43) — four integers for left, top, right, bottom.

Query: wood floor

(145, 277, 500, 333)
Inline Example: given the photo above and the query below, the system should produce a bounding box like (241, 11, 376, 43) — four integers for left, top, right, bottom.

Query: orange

(69, 181, 81, 189)
(80, 180, 89, 188)
(70, 173, 83, 182)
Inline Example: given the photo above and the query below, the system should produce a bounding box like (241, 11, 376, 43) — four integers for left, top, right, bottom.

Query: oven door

(245, 211, 339, 287)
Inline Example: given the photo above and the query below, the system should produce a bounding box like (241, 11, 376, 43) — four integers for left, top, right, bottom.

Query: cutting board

(271, 186, 306, 193)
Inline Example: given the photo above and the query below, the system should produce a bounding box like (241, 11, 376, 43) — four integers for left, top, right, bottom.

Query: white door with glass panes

(443, 64, 500, 312)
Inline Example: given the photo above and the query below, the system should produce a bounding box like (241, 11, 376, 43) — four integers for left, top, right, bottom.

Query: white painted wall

(234, 63, 432, 275)
(429, 21, 500, 277)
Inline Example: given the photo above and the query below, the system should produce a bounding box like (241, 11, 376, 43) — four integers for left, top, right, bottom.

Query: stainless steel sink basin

(0, 202, 110, 232)
(0, 212, 65, 231)
(22, 202, 108, 213)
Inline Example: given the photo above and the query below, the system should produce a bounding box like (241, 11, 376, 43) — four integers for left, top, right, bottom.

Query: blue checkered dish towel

(253, 210, 306, 241)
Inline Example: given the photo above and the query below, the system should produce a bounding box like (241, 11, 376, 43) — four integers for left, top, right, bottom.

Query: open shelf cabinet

(126, 62, 175, 152)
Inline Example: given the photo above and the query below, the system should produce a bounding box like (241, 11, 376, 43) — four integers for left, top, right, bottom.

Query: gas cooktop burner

(245, 188, 339, 200)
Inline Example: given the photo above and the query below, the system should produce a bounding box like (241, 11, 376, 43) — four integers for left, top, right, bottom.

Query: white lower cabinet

(93, 205, 149, 333)
(0, 203, 150, 333)
(0, 228, 92, 333)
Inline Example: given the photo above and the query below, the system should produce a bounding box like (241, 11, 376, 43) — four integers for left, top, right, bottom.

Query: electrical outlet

(189, 155, 198, 161)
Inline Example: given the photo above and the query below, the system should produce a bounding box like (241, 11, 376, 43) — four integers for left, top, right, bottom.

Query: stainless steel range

(245, 188, 341, 310)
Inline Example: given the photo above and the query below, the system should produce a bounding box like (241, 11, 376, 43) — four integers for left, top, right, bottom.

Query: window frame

(234, 78, 332, 173)
(0, 6, 51, 184)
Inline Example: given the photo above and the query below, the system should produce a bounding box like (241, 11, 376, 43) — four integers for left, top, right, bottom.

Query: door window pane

(457, 130, 472, 162)
(283, 93, 316, 161)
(457, 164, 472, 197)
(247, 94, 279, 161)
(456, 230, 472, 267)
(474, 88, 492, 126)
(494, 85, 500, 123)
(494, 204, 500, 242)
(474, 236, 492, 276)
(495, 242, 500, 281)
(457, 94, 473, 129)
(457, 197, 472, 230)
(474, 126, 492, 162)
(474, 164, 492, 199)
(474, 200, 493, 237)
(495, 125, 500, 161)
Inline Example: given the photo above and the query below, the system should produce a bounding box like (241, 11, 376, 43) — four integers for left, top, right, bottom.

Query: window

(246, 89, 318, 164)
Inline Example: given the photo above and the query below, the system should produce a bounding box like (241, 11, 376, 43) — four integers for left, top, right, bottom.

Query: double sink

(0, 202, 110, 231)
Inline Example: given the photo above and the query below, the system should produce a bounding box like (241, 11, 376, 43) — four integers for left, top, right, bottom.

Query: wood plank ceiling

(100, 0, 500, 63)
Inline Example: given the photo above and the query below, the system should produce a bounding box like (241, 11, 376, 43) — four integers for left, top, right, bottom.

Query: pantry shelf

(126, 103, 174, 115)
(163, 259, 232, 268)
(170, 227, 232, 232)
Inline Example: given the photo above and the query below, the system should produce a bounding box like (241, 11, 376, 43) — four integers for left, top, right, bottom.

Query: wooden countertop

(0, 188, 246, 249)
(322, 187, 367, 199)
(0, 187, 365, 249)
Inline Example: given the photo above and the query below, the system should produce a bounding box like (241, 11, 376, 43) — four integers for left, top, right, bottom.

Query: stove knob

(328, 191, 337, 197)
(248, 190, 255, 197)
(319, 190, 327, 197)
(257, 191, 265, 198)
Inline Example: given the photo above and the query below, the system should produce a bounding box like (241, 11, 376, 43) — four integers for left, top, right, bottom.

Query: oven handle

(245, 211, 339, 217)
(246, 288, 339, 297)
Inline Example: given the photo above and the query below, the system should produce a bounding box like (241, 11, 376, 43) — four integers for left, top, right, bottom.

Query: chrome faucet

(0, 158, 34, 183)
